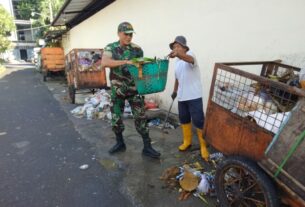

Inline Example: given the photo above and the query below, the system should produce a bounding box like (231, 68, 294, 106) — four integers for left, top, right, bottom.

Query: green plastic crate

(128, 59, 169, 95)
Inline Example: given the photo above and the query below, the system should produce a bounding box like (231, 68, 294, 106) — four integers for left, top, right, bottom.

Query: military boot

(142, 134, 161, 159)
(109, 132, 126, 154)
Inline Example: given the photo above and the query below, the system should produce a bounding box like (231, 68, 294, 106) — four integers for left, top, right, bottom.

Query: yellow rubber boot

(179, 123, 192, 151)
(196, 128, 210, 161)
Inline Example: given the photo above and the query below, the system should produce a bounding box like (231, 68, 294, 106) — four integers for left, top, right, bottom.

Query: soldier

(101, 22, 160, 159)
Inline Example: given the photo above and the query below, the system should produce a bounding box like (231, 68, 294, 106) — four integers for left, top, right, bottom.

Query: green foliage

(16, 0, 65, 39)
(0, 5, 15, 53)
(16, 0, 37, 19)
(131, 57, 156, 63)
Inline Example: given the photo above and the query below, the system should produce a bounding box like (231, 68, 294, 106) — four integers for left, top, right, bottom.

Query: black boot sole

(142, 151, 161, 159)
(109, 145, 126, 154)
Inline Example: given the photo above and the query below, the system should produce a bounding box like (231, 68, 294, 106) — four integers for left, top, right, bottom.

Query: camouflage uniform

(103, 41, 149, 136)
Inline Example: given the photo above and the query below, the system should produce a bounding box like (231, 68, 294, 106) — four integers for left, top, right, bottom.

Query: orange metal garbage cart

(65, 48, 107, 104)
(203, 61, 305, 207)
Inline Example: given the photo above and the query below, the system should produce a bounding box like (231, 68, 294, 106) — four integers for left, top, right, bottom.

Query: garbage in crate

(77, 50, 103, 71)
(212, 64, 302, 134)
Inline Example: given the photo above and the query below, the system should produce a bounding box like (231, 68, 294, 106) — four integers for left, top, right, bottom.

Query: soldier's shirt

(104, 41, 143, 97)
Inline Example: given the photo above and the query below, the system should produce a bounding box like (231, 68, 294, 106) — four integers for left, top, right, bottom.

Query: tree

(0, 5, 15, 53)
(16, 0, 64, 39)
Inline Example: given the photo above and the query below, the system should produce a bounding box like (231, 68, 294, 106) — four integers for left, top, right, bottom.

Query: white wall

(0, 0, 14, 14)
(62, 0, 305, 113)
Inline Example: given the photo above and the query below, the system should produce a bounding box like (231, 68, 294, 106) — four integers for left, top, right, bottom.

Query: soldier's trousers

(110, 93, 148, 136)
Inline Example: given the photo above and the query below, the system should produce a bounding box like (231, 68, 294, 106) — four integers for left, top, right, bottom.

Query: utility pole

(30, 18, 34, 41)
(49, 0, 53, 23)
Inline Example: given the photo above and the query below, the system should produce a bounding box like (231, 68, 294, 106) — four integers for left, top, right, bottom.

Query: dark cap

(169, 36, 189, 51)
(118, 22, 135, 34)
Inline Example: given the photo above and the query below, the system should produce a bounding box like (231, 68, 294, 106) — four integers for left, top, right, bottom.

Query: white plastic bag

(196, 174, 210, 194)
(71, 106, 85, 118)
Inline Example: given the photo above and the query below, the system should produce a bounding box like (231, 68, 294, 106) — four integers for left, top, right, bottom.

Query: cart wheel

(61, 70, 66, 77)
(43, 71, 47, 82)
(68, 85, 76, 104)
(90, 89, 96, 94)
(215, 156, 279, 207)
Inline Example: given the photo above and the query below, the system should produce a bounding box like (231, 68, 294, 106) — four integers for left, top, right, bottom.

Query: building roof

(43, 28, 67, 42)
(52, 0, 115, 28)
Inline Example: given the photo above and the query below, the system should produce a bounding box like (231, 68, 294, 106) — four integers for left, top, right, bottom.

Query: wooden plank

(261, 98, 305, 200)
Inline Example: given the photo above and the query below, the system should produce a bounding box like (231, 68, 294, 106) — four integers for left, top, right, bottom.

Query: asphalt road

(0, 66, 132, 207)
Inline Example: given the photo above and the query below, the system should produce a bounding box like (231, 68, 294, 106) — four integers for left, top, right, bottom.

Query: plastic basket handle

(138, 63, 143, 79)
(132, 62, 143, 79)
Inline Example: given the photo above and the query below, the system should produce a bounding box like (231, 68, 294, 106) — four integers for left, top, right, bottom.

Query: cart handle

(274, 130, 305, 177)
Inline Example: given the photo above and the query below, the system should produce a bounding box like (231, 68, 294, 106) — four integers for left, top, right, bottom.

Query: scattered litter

(193, 192, 208, 204)
(148, 118, 175, 129)
(0, 132, 7, 136)
(70, 90, 133, 120)
(161, 161, 217, 203)
(145, 99, 158, 109)
(209, 152, 224, 162)
(196, 174, 209, 194)
(70, 106, 84, 118)
(179, 170, 199, 191)
(178, 190, 192, 201)
(160, 166, 180, 190)
(106, 112, 112, 120)
(70, 89, 112, 120)
(79, 164, 89, 170)
(61, 90, 66, 93)
(148, 118, 161, 127)
(123, 100, 133, 118)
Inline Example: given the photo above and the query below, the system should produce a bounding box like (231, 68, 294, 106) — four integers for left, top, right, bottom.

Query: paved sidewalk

(42, 72, 217, 207)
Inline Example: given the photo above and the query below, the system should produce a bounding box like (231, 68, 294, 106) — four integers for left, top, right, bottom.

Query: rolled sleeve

(103, 45, 113, 58)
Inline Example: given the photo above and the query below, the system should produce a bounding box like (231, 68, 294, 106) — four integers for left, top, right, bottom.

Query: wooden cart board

(260, 97, 305, 205)
(41, 47, 65, 81)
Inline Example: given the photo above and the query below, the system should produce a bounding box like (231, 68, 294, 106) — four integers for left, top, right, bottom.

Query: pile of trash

(70, 89, 133, 120)
(160, 152, 224, 203)
(70, 89, 112, 120)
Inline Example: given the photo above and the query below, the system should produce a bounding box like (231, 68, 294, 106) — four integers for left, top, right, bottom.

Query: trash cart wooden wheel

(68, 85, 76, 104)
(215, 156, 279, 207)
(43, 70, 48, 82)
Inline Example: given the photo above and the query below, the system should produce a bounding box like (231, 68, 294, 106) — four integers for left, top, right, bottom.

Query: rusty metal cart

(65, 48, 107, 104)
(203, 61, 305, 207)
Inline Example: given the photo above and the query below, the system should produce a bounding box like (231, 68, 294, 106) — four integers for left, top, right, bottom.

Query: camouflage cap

(118, 22, 135, 34)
